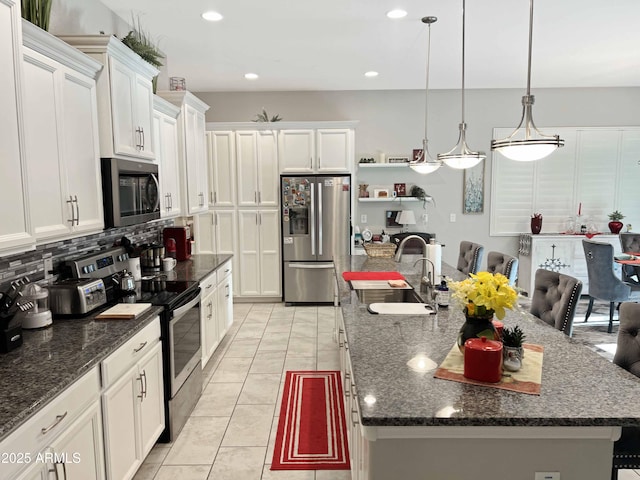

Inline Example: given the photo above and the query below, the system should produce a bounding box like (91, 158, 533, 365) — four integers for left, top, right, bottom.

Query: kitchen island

(334, 254, 640, 479)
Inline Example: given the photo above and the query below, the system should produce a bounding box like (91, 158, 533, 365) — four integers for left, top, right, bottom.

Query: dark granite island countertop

(334, 254, 640, 428)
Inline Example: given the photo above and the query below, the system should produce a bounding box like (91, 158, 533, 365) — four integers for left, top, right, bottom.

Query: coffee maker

(163, 227, 192, 261)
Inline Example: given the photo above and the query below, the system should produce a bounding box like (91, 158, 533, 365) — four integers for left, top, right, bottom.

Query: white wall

(195, 87, 640, 266)
(49, 0, 130, 37)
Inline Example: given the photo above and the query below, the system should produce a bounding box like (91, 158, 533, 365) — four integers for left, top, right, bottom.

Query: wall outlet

(44, 257, 53, 280)
(422, 214, 428, 223)
(534, 473, 560, 480)
(449, 213, 456, 222)
(360, 214, 367, 223)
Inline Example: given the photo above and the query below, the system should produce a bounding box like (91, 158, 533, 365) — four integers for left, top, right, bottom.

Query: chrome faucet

(413, 257, 436, 304)
(394, 234, 429, 263)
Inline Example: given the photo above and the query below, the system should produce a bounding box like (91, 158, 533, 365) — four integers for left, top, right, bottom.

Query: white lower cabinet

(217, 261, 233, 336)
(238, 209, 281, 297)
(101, 318, 164, 480)
(201, 260, 234, 367)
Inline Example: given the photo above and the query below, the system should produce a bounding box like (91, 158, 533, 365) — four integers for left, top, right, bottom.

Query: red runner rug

(271, 371, 350, 470)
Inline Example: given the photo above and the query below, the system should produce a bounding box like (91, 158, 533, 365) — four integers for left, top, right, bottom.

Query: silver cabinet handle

(133, 341, 148, 353)
(137, 374, 144, 400)
(210, 191, 213, 204)
(41, 411, 68, 435)
(225, 284, 230, 298)
(254, 191, 257, 203)
(344, 372, 350, 397)
(140, 127, 145, 150)
(141, 370, 148, 398)
(73, 195, 79, 226)
(214, 191, 217, 204)
(66, 196, 75, 225)
(258, 191, 261, 204)
(258, 212, 262, 225)
(135, 127, 142, 149)
(309, 157, 313, 169)
(169, 192, 173, 210)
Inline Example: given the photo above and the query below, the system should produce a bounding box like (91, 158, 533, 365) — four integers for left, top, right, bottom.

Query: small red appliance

(163, 226, 192, 261)
(463, 337, 503, 383)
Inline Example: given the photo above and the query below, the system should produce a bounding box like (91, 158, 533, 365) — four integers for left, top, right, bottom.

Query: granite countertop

(0, 253, 233, 443)
(335, 254, 640, 428)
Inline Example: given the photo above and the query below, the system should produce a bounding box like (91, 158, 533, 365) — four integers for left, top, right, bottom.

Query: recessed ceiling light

(244, 73, 259, 80)
(202, 11, 223, 22)
(364, 71, 379, 78)
(387, 9, 407, 19)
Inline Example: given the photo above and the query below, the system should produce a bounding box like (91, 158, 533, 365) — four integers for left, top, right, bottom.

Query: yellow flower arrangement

(448, 271, 518, 320)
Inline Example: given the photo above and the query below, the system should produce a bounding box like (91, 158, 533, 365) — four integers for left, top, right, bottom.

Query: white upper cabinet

(279, 128, 353, 173)
(159, 91, 210, 214)
(58, 34, 159, 161)
(153, 95, 182, 218)
(22, 21, 104, 242)
(207, 131, 236, 207)
(0, 1, 34, 256)
(236, 130, 279, 207)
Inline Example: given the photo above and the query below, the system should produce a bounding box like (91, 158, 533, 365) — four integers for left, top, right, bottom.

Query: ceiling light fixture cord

(491, 0, 564, 161)
(410, 16, 442, 174)
(436, 0, 485, 169)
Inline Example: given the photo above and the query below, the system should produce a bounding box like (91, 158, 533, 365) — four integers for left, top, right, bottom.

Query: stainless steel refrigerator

(281, 174, 351, 303)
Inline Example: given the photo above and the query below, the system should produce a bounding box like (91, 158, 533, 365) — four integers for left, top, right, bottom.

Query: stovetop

(116, 275, 199, 309)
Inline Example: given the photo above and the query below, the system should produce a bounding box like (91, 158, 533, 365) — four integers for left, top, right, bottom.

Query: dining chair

(611, 302, 640, 479)
(486, 251, 518, 286)
(582, 239, 640, 333)
(619, 233, 640, 286)
(530, 269, 582, 337)
(457, 241, 484, 276)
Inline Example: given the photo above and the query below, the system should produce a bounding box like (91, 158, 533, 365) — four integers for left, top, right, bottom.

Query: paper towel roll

(426, 244, 442, 281)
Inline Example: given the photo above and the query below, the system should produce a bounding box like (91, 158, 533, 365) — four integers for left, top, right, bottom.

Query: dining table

(615, 251, 640, 284)
(333, 253, 640, 480)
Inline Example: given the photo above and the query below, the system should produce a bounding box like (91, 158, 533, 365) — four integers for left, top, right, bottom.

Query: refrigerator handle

(310, 182, 316, 255)
(318, 182, 323, 256)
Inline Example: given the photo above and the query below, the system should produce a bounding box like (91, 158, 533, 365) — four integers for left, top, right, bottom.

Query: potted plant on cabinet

(501, 325, 526, 372)
(120, 15, 164, 93)
(21, 0, 53, 31)
(608, 210, 625, 234)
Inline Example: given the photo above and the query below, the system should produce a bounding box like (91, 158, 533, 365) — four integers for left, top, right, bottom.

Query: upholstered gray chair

(582, 239, 640, 333)
(486, 251, 518, 286)
(619, 233, 640, 286)
(611, 302, 640, 479)
(530, 269, 583, 337)
(457, 241, 484, 276)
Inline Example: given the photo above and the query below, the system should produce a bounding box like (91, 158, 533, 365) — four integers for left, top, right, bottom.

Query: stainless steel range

(62, 246, 202, 442)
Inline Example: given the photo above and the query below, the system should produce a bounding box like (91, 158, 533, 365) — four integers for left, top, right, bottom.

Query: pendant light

(437, 0, 485, 170)
(491, 0, 564, 161)
(410, 16, 442, 175)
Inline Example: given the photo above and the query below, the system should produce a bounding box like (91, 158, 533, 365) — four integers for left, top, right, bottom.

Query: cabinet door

(236, 131, 258, 206)
(62, 70, 104, 235)
(257, 131, 279, 206)
(238, 210, 261, 296)
(133, 73, 155, 160)
(22, 49, 71, 241)
(194, 211, 215, 254)
(214, 210, 239, 296)
(138, 342, 165, 460)
(201, 290, 219, 367)
(216, 274, 233, 341)
(317, 128, 351, 173)
(159, 114, 182, 217)
(279, 130, 314, 173)
(0, 1, 34, 254)
(109, 56, 137, 157)
(258, 209, 281, 296)
(50, 400, 105, 480)
(184, 105, 208, 213)
(13, 460, 44, 480)
(102, 365, 141, 480)
(194, 108, 209, 209)
(208, 131, 236, 207)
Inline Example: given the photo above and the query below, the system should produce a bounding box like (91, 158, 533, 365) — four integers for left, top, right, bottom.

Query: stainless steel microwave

(101, 158, 160, 228)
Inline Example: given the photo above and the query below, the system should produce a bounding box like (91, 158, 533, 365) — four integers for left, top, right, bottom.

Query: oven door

(168, 289, 202, 398)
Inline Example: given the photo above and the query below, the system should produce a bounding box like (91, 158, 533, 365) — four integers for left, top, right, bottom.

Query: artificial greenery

(253, 109, 282, 122)
(120, 15, 164, 68)
(21, 0, 53, 31)
(608, 210, 625, 221)
(409, 185, 435, 209)
(501, 325, 526, 348)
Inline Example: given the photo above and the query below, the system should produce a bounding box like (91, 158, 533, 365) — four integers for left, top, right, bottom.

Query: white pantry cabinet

(278, 128, 353, 174)
(159, 91, 210, 214)
(238, 209, 281, 297)
(0, 367, 105, 480)
(22, 22, 104, 242)
(59, 34, 158, 161)
(101, 318, 164, 480)
(153, 95, 182, 218)
(0, 0, 34, 256)
(236, 130, 279, 207)
(207, 131, 236, 207)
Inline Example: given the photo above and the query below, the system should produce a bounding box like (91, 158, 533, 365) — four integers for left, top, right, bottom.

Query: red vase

(609, 221, 623, 234)
(530, 217, 542, 234)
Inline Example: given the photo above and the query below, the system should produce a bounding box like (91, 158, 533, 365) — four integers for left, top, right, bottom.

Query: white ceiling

(99, 0, 640, 92)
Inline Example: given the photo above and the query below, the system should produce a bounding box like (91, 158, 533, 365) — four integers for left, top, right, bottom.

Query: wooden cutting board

(95, 303, 153, 320)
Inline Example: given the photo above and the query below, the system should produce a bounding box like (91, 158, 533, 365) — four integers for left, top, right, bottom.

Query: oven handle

(171, 288, 201, 319)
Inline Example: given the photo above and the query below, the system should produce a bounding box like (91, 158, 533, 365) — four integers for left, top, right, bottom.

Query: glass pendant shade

(491, 0, 564, 161)
(409, 16, 442, 175)
(437, 0, 484, 170)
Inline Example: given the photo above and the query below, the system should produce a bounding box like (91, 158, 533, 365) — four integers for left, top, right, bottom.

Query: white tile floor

(133, 303, 351, 480)
(133, 302, 640, 480)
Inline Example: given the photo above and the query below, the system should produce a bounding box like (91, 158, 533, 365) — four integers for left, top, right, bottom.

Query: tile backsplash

(0, 220, 174, 291)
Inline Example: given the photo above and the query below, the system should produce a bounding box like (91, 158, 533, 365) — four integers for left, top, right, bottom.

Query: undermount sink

(350, 280, 424, 304)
